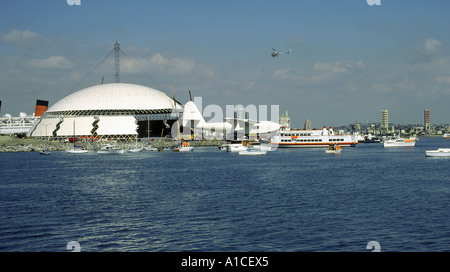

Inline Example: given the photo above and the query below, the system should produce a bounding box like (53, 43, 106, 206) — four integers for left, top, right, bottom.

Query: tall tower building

(304, 119, 311, 130)
(381, 109, 389, 133)
(424, 109, 431, 134)
(279, 110, 290, 129)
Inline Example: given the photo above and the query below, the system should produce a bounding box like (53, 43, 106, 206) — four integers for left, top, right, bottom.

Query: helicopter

(271, 48, 292, 57)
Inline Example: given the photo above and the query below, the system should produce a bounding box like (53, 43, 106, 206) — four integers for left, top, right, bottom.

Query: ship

(0, 100, 48, 136)
(271, 126, 358, 148)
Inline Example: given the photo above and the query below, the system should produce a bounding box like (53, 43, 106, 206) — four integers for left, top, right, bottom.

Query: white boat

(325, 144, 341, 154)
(443, 134, 450, 139)
(128, 137, 143, 152)
(128, 147, 143, 153)
(255, 143, 276, 152)
(271, 126, 358, 148)
(222, 140, 269, 152)
(97, 144, 125, 154)
(239, 147, 267, 156)
(227, 143, 247, 152)
(66, 121, 89, 154)
(173, 142, 194, 152)
(426, 148, 450, 157)
(383, 133, 417, 147)
(144, 145, 158, 151)
(66, 147, 88, 154)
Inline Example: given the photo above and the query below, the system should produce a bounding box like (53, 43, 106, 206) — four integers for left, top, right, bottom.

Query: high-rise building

(424, 109, 431, 134)
(304, 119, 311, 130)
(279, 110, 290, 129)
(381, 109, 389, 132)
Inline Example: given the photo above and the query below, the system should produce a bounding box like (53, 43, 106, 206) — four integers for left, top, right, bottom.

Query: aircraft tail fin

(182, 101, 206, 127)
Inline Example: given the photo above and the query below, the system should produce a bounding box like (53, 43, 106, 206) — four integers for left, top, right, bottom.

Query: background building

(279, 110, 290, 129)
(424, 109, 431, 134)
(381, 109, 389, 133)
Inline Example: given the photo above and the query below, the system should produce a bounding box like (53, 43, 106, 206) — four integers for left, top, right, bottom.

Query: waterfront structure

(27, 83, 183, 141)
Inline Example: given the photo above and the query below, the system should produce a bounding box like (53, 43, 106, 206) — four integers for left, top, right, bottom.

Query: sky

(1, 0, 450, 128)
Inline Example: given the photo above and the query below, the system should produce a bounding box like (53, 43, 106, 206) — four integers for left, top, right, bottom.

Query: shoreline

(0, 136, 224, 153)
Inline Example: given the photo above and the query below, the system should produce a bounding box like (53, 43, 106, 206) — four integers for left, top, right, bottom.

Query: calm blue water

(0, 137, 449, 252)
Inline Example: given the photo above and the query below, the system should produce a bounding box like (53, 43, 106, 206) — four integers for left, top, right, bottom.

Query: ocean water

(0, 137, 449, 252)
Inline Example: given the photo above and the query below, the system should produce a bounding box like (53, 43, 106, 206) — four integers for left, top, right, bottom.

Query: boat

(325, 144, 341, 154)
(39, 149, 50, 155)
(238, 146, 267, 156)
(97, 143, 125, 154)
(66, 122, 88, 154)
(144, 144, 158, 151)
(383, 133, 417, 147)
(425, 148, 450, 157)
(173, 141, 194, 152)
(221, 139, 272, 152)
(225, 141, 248, 152)
(128, 147, 143, 153)
(128, 137, 143, 152)
(271, 126, 358, 148)
(443, 134, 450, 139)
(66, 147, 88, 154)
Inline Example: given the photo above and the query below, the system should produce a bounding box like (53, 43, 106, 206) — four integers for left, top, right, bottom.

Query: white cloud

(29, 56, 73, 69)
(423, 39, 442, 54)
(314, 61, 364, 74)
(0, 29, 45, 47)
(122, 52, 217, 79)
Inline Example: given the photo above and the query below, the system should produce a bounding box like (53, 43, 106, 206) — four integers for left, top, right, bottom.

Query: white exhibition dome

(47, 83, 182, 112)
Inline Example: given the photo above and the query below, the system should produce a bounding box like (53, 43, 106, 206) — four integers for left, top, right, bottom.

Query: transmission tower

(114, 41, 120, 83)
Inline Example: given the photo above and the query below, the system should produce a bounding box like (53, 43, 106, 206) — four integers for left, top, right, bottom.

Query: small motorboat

(425, 148, 450, 157)
(144, 145, 158, 151)
(326, 144, 341, 154)
(39, 149, 50, 155)
(173, 141, 194, 152)
(128, 147, 143, 153)
(383, 133, 417, 147)
(238, 146, 267, 156)
(97, 144, 125, 154)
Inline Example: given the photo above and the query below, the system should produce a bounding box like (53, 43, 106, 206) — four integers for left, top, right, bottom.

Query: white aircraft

(177, 101, 280, 139)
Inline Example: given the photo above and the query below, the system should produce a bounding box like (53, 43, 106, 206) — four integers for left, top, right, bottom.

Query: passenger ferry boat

(443, 133, 450, 139)
(271, 126, 358, 148)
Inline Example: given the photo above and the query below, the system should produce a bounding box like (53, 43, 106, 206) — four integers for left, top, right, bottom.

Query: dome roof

(47, 83, 182, 112)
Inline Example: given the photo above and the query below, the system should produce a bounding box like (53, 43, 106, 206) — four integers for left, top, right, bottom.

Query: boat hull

(275, 142, 355, 148)
(383, 141, 416, 147)
(173, 146, 194, 152)
(66, 149, 88, 154)
(426, 148, 450, 157)
(128, 148, 143, 153)
(239, 150, 267, 156)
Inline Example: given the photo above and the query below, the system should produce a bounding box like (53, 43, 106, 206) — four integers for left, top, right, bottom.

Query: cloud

(0, 29, 46, 47)
(29, 56, 73, 69)
(313, 61, 364, 74)
(121, 52, 217, 80)
(423, 39, 442, 54)
(407, 38, 444, 64)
